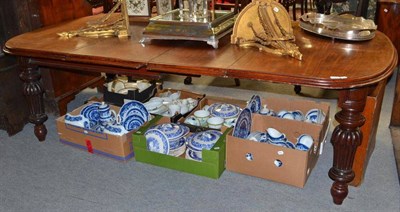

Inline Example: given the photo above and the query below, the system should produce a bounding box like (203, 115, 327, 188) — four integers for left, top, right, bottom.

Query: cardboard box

(226, 97, 330, 188)
(103, 81, 157, 106)
(56, 102, 139, 161)
(133, 116, 231, 179)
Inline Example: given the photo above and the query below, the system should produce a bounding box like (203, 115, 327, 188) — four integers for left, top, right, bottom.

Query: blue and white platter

(119, 100, 149, 124)
(149, 123, 189, 140)
(247, 95, 261, 113)
(233, 107, 252, 139)
(145, 129, 169, 154)
(187, 130, 222, 151)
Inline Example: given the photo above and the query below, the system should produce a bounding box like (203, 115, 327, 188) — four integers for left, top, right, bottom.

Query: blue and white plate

(150, 123, 189, 140)
(145, 129, 169, 155)
(119, 100, 149, 124)
(247, 95, 261, 113)
(124, 119, 143, 131)
(80, 102, 101, 122)
(187, 130, 222, 151)
(233, 107, 252, 139)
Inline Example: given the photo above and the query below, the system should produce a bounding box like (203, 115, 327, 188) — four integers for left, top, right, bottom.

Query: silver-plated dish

(299, 12, 377, 41)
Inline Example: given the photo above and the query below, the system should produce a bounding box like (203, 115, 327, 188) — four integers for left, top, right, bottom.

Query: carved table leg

(18, 58, 48, 141)
(329, 88, 368, 204)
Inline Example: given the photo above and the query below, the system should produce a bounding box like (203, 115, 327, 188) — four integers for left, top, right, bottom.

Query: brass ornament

(231, 0, 302, 60)
(58, 0, 129, 38)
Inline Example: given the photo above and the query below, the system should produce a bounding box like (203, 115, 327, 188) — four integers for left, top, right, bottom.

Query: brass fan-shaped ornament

(231, 0, 302, 60)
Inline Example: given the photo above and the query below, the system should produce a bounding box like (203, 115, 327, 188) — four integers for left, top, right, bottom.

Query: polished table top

(4, 14, 398, 89)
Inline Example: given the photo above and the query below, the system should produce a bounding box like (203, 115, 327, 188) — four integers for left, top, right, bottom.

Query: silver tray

(140, 9, 236, 48)
(299, 12, 377, 41)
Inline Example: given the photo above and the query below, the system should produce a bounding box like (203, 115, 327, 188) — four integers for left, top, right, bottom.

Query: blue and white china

(270, 140, 288, 147)
(259, 105, 271, 115)
(187, 130, 222, 151)
(224, 117, 237, 128)
(285, 141, 296, 149)
(274, 159, 283, 167)
(209, 103, 241, 119)
(295, 143, 310, 151)
(64, 113, 92, 128)
(185, 148, 202, 162)
(292, 110, 304, 121)
(206, 116, 224, 129)
(246, 131, 264, 142)
(266, 128, 286, 142)
(245, 153, 254, 161)
(150, 123, 190, 140)
(281, 112, 295, 120)
(194, 110, 210, 127)
(80, 102, 101, 122)
(145, 129, 170, 154)
(305, 108, 325, 124)
(92, 124, 105, 133)
(104, 124, 128, 136)
(296, 134, 314, 151)
(123, 119, 143, 131)
(119, 100, 149, 124)
(277, 110, 289, 118)
(169, 143, 186, 157)
(184, 115, 201, 126)
(98, 103, 117, 125)
(247, 94, 261, 113)
(232, 108, 252, 139)
(169, 137, 186, 150)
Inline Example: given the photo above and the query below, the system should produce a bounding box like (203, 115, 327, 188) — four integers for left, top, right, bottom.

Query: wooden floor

(390, 126, 400, 182)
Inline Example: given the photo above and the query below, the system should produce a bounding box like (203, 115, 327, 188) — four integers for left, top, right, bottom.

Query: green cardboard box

(133, 115, 231, 179)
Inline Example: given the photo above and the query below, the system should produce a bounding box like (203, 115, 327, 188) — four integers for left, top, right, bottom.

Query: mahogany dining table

(3, 14, 398, 205)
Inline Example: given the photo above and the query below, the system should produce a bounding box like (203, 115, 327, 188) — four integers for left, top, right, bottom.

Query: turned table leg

(18, 58, 48, 141)
(329, 88, 368, 204)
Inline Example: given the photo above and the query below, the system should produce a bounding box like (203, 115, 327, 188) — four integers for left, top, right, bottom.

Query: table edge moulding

(3, 13, 398, 205)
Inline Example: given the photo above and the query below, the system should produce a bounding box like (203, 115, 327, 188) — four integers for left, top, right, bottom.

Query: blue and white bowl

(169, 137, 186, 150)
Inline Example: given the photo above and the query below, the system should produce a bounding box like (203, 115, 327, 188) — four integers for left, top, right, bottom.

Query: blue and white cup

(296, 134, 314, 151)
(194, 110, 210, 127)
(266, 128, 286, 143)
(305, 109, 325, 124)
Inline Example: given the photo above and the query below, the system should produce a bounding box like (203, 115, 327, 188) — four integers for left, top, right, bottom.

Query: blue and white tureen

(186, 130, 222, 161)
(208, 103, 241, 119)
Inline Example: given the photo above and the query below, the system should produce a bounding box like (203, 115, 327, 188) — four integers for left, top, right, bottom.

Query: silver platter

(299, 12, 377, 41)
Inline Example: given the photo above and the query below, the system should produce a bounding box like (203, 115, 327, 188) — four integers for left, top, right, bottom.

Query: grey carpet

(1, 69, 399, 211)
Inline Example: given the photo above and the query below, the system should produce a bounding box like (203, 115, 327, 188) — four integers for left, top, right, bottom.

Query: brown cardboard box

(56, 102, 135, 161)
(226, 97, 330, 188)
